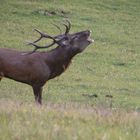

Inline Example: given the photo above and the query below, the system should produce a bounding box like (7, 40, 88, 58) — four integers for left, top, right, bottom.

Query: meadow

(0, 0, 140, 139)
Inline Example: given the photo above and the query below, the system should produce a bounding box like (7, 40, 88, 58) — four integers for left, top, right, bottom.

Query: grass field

(0, 0, 140, 139)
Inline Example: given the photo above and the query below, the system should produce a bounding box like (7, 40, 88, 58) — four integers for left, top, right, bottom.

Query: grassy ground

(0, 0, 140, 139)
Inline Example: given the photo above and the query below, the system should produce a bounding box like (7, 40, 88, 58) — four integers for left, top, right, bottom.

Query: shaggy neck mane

(43, 46, 77, 80)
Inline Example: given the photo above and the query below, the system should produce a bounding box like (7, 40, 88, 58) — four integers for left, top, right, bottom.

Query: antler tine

(25, 41, 55, 55)
(63, 20, 71, 34)
(63, 24, 69, 34)
(33, 29, 45, 43)
(32, 36, 42, 43)
(66, 20, 71, 31)
(33, 29, 55, 43)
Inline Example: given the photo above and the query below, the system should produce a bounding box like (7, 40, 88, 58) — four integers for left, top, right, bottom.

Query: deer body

(0, 46, 74, 82)
(0, 21, 94, 104)
(0, 48, 50, 84)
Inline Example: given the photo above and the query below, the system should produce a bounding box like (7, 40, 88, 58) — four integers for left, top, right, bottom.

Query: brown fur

(0, 47, 75, 104)
(0, 30, 93, 104)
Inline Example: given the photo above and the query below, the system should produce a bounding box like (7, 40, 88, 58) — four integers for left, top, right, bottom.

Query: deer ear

(57, 40, 69, 47)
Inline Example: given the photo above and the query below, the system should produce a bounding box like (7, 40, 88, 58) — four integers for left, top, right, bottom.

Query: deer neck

(44, 47, 76, 79)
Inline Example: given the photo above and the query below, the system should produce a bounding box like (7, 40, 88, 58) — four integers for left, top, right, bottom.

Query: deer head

(27, 20, 94, 54)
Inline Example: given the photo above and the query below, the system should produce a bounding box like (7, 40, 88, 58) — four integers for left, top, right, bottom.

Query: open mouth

(87, 36, 94, 43)
(87, 31, 94, 43)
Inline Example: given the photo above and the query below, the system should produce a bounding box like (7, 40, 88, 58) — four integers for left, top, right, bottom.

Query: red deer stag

(0, 21, 94, 104)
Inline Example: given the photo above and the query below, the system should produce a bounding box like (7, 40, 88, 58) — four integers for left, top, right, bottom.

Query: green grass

(0, 0, 140, 139)
(0, 101, 140, 140)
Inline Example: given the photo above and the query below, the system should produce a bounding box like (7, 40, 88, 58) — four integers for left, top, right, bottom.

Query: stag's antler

(33, 29, 55, 43)
(25, 28, 58, 54)
(26, 41, 55, 54)
(63, 20, 71, 34)
(26, 20, 71, 54)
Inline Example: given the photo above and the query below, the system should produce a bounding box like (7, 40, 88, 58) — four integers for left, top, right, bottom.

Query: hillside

(0, 0, 140, 140)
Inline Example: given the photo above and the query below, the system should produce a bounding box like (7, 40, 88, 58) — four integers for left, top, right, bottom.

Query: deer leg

(0, 72, 4, 81)
(32, 85, 43, 105)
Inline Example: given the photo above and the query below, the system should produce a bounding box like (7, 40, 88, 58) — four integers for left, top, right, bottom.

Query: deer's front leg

(32, 85, 43, 105)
